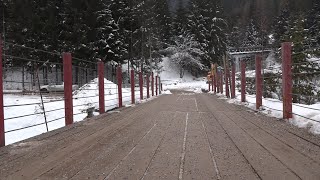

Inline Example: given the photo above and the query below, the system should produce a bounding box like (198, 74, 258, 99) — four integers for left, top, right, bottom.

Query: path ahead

(1, 91, 320, 180)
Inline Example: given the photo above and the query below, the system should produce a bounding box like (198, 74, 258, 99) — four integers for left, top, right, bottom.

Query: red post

(241, 60, 246, 102)
(131, 69, 135, 104)
(214, 74, 217, 93)
(282, 42, 293, 119)
(0, 36, 5, 147)
(151, 72, 154, 96)
(220, 72, 223, 94)
(63, 53, 73, 125)
(156, 75, 158, 96)
(217, 72, 220, 93)
(225, 67, 230, 98)
(98, 61, 105, 114)
(139, 71, 143, 100)
(231, 63, 236, 99)
(147, 74, 150, 98)
(117, 66, 123, 108)
(159, 76, 162, 95)
(211, 75, 214, 93)
(256, 55, 262, 110)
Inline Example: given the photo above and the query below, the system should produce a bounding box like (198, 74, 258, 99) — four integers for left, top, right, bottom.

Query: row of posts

(64, 54, 162, 126)
(0, 42, 161, 147)
(209, 42, 292, 120)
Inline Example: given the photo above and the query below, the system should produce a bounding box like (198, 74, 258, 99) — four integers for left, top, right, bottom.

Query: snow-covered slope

(160, 57, 207, 92)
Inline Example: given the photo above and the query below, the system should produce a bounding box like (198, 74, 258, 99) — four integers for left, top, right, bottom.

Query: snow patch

(162, 90, 172, 95)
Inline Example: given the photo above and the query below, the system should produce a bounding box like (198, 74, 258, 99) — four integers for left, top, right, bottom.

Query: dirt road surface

(1, 91, 320, 180)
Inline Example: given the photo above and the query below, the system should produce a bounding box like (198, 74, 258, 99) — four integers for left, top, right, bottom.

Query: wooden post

(151, 72, 154, 96)
(159, 76, 162, 95)
(282, 42, 293, 119)
(131, 69, 135, 104)
(0, 36, 5, 147)
(139, 71, 143, 100)
(63, 53, 73, 125)
(220, 72, 223, 94)
(147, 74, 150, 98)
(211, 75, 214, 93)
(241, 60, 246, 103)
(224, 55, 230, 98)
(156, 75, 158, 96)
(225, 67, 230, 98)
(217, 71, 220, 93)
(256, 55, 262, 110)
(98, 61, 105, 114)
(231, 62, 236, 99)
(117, 66, 123, 108)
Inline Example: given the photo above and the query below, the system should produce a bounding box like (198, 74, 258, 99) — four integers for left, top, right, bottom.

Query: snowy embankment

(5, 78, 150, 145)
(213, 88, 320, 135)
(160, 57, 320, 135)
(160, 57, 207, 93)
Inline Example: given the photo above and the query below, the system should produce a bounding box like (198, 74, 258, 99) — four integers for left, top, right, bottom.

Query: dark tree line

(0, 0, 228, 74)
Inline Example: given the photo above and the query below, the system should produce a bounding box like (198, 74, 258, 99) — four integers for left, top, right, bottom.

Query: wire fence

(1, 41, 162, 146)
(226, 45, 320, 125)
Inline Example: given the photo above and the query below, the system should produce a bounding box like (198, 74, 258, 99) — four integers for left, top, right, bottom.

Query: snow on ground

(214, 86, 320, 135)
(160, 57, 207, 93)
(4, 78, 150, 145)
(159, 56, 320, 135)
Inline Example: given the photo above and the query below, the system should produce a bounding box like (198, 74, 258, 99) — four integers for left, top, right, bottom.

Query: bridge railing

(212, 42, 320, 125)
(0, 36, 162, 147)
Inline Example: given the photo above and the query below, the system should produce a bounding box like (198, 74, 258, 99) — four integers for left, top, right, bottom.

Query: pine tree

(227, 26, 242, 48)
(93, 0, 123, 63)
(110, 0, 130, 60)
(187, 0, 227, 66)
(154, 0, 172, 47)
(289, 14, 319, 104)
(306, 0, 320, 55)
(273, 1, 290, 48)
(242, 19, 261, 47)
(172, 0, 188, 37)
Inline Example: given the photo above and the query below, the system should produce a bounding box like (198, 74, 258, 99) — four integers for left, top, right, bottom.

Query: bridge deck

(1, 92, 320, 180)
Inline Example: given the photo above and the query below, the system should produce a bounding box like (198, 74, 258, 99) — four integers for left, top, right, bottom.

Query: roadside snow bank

(223, 89, 320, 135)
(4, 78, 148, 145)
(162, 90, 172, 95)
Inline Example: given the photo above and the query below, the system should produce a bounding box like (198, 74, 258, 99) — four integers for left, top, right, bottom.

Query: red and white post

(63, 53, 73, 125)
(98, 61, 105, 114)
(282, 42, 293, 119)
(231, 62, 236, 99)
(117, 66, 123, 108)
(255, 55, 262, 110)
(0, 36, 5, 147)
(241, 60, 246, 102)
